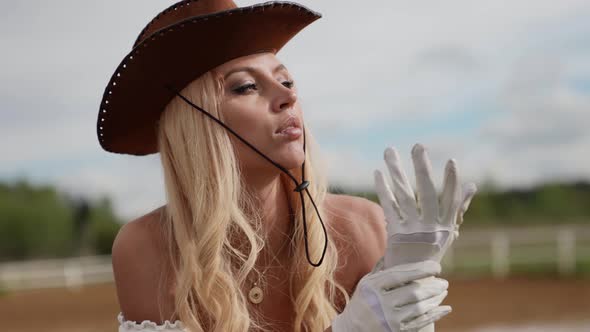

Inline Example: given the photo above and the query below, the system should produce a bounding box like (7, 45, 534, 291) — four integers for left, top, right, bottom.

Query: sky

(1, 0, 590, 221)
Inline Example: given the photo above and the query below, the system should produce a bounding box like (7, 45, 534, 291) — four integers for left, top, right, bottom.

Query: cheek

(221, 104, 268, 139)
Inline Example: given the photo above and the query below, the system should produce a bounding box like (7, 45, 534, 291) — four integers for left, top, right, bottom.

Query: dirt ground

(1, 277, 589, 332)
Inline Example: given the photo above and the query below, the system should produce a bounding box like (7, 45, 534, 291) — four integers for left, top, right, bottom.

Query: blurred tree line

(0, 179, 121, 262)
(334, 181, 590, 226)
(1, 179, 589, 262)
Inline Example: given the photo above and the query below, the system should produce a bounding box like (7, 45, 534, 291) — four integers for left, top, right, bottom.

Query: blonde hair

(155, 70, 349, 331)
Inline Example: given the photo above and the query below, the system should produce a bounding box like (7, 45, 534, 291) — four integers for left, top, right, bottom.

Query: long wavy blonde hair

(155, 69, 350, 332)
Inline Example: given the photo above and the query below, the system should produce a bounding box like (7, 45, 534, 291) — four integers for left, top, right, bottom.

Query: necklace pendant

(248, 285, 263, 304)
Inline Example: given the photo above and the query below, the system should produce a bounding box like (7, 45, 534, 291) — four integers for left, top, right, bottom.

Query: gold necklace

(247, 264, 272, 304)
(247, 233, 292, 304)
(248, 204, 294, 305)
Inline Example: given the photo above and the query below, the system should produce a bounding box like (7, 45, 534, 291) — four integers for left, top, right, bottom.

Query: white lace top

(118, 312, 186, 332)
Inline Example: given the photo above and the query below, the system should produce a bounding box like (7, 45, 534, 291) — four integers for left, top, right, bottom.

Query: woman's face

(214, 52, 305, 174)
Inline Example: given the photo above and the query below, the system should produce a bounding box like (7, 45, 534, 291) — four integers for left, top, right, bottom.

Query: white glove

(373, 144, 477, 267)
(371, 144, 477, 332)
(331, 260, 451, 332)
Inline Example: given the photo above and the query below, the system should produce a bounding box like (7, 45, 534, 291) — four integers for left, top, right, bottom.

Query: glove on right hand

(374, 144, 477, 268)
(331, 260, 451, 332)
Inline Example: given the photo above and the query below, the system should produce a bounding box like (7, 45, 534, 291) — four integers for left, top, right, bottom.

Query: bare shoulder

(111, 205, 172, 324)
(325, 193, 387, 277)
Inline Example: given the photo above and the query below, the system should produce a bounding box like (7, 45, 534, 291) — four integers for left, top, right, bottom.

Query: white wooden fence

(442, 223, 590, 278)
(1, 224, 588, 291)
(0, 255, 113, 291)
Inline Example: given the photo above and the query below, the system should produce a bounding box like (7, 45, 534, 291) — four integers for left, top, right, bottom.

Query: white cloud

(54, 155, 166, 221)
(475, 54, 590, 187)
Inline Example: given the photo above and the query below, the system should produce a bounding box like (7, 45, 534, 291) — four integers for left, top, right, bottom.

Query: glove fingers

(411, 144, 439, 224)
(400, 290, 449, 324)
(457, 182, 477, 226)
(401, 305, 452, 331)
(384, 277, 448, 308)
(374, 169, 403, 225)
(371, 260, 441, 291)
(384, 147, 419, 220)
(440, 159, 460, 226)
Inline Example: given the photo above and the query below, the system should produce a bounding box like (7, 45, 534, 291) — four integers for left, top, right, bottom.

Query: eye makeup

(231, 80, 295, 95)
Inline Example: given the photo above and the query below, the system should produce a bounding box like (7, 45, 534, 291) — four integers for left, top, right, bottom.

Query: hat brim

(97, 1, 321, 155)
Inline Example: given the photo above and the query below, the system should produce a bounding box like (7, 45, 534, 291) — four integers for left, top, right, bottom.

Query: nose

(271, 82, 297, 113)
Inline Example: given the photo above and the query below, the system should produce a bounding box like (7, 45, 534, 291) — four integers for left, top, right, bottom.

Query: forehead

(213, 52, 283, 75)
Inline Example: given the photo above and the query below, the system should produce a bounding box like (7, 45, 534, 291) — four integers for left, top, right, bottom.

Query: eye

(232, 80, 295, 95)
(233, 83, 257, 94)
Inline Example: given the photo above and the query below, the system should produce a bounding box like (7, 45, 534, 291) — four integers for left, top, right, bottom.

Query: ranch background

(1, 181, 589, 331)
(2, 0, 590, 331)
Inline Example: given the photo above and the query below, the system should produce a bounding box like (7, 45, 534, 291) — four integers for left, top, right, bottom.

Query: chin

(277, 150, 306, 170)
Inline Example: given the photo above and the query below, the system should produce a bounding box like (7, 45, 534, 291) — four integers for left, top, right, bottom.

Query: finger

(384, 277, 449, 308)
(457, 182, 477, 226)
(370, 260, 441, 291)
(401, 305, 452, 331)
(384, 147, 418, 220)
(399, 290, 449, 324)
(440, 159, 460, 226)
(411, 144, 439, 223)
(374, 169, 403, 225)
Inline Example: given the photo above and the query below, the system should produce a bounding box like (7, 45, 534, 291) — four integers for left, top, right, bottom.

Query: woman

(103, 1, 474, 331)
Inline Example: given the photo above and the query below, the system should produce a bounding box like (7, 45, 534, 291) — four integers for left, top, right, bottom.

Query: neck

(242, 168, 294, 265)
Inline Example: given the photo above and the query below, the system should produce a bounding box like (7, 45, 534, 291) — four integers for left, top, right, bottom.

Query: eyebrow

(223, 63, 287, 80)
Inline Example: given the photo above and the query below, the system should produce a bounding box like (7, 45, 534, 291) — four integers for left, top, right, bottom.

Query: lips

(275, 116, 301, 134)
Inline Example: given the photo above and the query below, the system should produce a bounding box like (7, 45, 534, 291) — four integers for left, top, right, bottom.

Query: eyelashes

(233, 80, 295, 95)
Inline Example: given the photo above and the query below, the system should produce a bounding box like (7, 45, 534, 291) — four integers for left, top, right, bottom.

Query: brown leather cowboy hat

(96, 0, 321, 156)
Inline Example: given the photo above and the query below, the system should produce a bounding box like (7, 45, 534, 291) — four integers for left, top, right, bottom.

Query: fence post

(557, 227, 576, 276)
(64, 260, 83, 291)
(491, 231, 509, 279)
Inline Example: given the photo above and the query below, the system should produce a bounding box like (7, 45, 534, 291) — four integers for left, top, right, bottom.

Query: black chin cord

(165, 85, 327, 267)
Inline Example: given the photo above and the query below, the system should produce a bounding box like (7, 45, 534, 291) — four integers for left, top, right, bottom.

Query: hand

(331, 260, 451, 332)
(373, 144, 477, 267)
